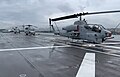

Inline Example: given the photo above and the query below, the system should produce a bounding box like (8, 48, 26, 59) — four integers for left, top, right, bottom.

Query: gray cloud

(0, 0, 119, 28)
(57, 3, 74, 13)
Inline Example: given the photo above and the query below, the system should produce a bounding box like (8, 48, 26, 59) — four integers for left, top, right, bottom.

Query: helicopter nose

(106, 31, 112, 37)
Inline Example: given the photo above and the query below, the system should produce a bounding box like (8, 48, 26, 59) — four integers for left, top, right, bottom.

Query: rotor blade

(81, 10, 120, 15)
(51, 14, 78, 21)
(51, 10, 120, 21)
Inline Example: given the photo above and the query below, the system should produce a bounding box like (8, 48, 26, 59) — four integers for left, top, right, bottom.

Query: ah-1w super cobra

(49, 10, 120, 43)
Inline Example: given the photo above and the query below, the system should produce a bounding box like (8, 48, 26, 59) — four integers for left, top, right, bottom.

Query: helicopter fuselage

(59, 20, 112, 43)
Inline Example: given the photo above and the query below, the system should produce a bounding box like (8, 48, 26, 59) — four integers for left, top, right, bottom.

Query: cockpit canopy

(84, 24, 105, 33)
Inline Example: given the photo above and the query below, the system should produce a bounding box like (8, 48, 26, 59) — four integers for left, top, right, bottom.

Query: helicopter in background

(49, 10, 120, 43)
(11, 25, 36, 35)
(23, 25, 36, 36)
(12, 27, 20, 34)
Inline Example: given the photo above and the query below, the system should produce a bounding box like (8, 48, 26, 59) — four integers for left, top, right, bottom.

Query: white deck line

(0, 45, 70, 52)
(76, 53, 95, 77)
(102, 42, 120, 45)
(98, 45, 120, 50)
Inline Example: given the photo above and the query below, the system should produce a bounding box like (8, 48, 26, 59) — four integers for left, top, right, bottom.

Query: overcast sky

(0, 0, 120, 28)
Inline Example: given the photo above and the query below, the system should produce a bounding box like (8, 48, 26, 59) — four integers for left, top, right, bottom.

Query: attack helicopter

(49, 10, 120, 43)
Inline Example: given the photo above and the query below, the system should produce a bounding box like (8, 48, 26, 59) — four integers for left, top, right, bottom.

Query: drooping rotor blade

(51, 14, 78, 21)
(50, 10, 120, 22)
(82, 10, 120, 15)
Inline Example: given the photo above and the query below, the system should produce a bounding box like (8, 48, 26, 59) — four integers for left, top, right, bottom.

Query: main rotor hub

(74, 20, 87, 25)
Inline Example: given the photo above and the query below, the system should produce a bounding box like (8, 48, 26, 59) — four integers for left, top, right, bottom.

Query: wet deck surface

(0, 33, 120, 77)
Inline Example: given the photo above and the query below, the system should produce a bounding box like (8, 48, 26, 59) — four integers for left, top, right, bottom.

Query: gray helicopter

(12, 27, 20, 34)
(49, 10, 120, 43)
(23, 25, 36, 36)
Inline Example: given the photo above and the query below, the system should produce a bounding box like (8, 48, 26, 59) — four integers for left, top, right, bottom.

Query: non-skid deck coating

(0, 33, 120, 77)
